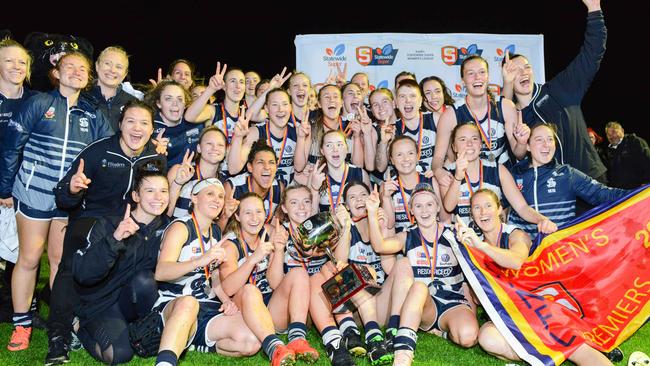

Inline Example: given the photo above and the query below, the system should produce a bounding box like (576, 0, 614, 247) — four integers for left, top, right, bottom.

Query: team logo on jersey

(516, 178, 524, 191)
(285, 145, 293, 153)
(495, 44, 516, 62)
(441, 253, 450, 263)
(79, 117, 89, 128)
(423, 136, 430, 144)
(441, 44, 483, 66)
(531, 282, 585, 318)
(323, 44, 346, 63)
(546, 177, 556, 193)
(356, 44, 399, 66)
(44, 107, 56, 119)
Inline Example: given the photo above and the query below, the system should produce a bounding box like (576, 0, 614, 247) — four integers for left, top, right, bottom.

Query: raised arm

(366, 187, 406, 254)
(184, 62, 227, 123)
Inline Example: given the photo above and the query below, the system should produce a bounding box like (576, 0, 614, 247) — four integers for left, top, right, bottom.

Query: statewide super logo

(452, 83, 467, 99)
(323, 44, 346, 62)
(356, 44, 399, 66)
(441, 44, 483, 66)
(495, 44, 516, 62)
(369, 80, 389, 92)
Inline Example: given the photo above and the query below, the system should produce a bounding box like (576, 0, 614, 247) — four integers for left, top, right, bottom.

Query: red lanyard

(352, 214, 368, 223)
(266, 124, 288, 164)
(339, 116, 352, 136)
(398, 174, 420, 224)
(326, 164, 349, 209)
(220, 103, 240, 144)
(465, 95, 492, 151)
(288, 224, 308, 271)
(464, 160, 483, 196)
(191, 212, 213, 282)
(401, 112, 424, 160)
(418, 225, 439, 281)
(247, 176, 273, 223)
(240, 230, 258, 285)
(496, 224, 504, 249)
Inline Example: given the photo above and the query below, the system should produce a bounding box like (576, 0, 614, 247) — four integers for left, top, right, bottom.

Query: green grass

(1, 255, 648, 365)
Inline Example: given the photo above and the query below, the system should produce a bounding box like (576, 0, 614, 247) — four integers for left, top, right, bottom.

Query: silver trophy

(293, 212, 380, 313)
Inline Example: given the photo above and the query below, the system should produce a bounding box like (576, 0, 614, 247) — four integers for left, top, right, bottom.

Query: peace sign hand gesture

(174, 150, 195, 186)
(113, 204, 140, 241)
(309, 163, 326, 191)
(149, 67, 164, 87)
(379, 122, 395, 143)
(269, 67, 292, 89)
(207, 62, 228, 93)
(70, 159, 92, 194)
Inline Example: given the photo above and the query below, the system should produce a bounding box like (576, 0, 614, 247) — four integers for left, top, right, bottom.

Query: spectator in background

(587, 127, 607, 164)
(604, 121, 650, 189)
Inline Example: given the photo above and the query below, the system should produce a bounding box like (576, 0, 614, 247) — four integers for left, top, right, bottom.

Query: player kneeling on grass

(456, 188, 613, 366)
(219, 193, 319, 365)
(366, 183, 479, 366)
(153, 178, 260, 366)
(72, 171, 170, 365)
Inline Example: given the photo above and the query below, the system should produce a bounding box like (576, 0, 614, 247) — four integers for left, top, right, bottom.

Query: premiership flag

(452, 186, 650, 366)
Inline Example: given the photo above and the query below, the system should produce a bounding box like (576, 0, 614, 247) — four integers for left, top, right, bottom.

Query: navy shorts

(420, 284, 470, 333)
(155, 298, 223, 353)
(14, 197, 67, 221)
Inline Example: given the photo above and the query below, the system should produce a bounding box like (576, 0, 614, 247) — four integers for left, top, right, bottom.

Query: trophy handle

(325, 246, 338, 268)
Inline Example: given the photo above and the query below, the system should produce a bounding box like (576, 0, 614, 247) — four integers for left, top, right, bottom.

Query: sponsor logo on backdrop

(406, 49, 435, 61)
(452, 83, 467, 99)
(356, 44, 399, 66)
(323, 44, 346, 66)
(369, 80, 389, 92)
(495, 44, 516, 62)
(488, 83, 501, 96)
(441, 44, 483, 66)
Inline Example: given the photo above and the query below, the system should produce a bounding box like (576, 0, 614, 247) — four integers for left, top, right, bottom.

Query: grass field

(0, 256, 648, 366)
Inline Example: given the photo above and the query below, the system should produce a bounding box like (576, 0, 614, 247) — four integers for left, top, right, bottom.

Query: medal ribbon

(326, 164, 349, 209)
(401, 113, 424, 160)
(464, 160, 483, 196)
(190, 212, 213, 284)
(240, 229, 260, 286)
(248, 175, 274, 223)
(266, 124, 288, 166)
(418, 225, 439, 281)
(465, 96, 492, 153)
(221, 103, 240, 144)
(398, 175, 420, 224)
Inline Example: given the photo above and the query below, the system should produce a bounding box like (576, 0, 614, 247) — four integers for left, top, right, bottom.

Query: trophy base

(321, 263, 381, 313)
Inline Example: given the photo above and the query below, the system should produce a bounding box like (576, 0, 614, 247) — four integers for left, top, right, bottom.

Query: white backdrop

(295, 33, 545, 102)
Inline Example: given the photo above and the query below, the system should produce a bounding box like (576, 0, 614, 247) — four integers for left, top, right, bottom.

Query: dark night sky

(4, 0, 648, 141)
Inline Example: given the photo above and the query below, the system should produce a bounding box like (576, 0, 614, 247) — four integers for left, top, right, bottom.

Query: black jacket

(72, 214, 170, 322)
(520, 11, 607, 180)
(83, 84, 138, 133)
(54, 134, 167, 221)
(605, 134, 650, 189)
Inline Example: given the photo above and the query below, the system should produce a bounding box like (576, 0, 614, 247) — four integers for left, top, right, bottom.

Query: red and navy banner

(452, 186, 650, 366)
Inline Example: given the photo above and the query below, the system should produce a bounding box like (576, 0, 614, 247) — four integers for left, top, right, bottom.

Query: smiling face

(396, 85, 422, 121)
(171, 62, 193, 90)
(265, 90, 291, 129)
(606, 126, 624, 146)
(0, 46, 29, 86)
(345, 184, 370, 219)
(390, 138, 418, 175)
(461, 58, 489, 97)
(191, 184, 225, 219)
(247, 150, 278, 190)
(422, 79, 444, 112)
(245, 71, 260, 97)
(54, 54, 90, 92)
(320, 132, 348, 169)
(225, 69, 245, 103)
(236, 196, 266, 237)
(318, 85, 342, 120)
(370, 90, 395, 122)
(197, 129, 226, 165)
(119, 106, 154, 154)
(511, 56, 534, 96)
(351, 73, 369, 99)
(282, 187, 313, 226)
(452, 124, 482, 161)
(132, 175, 170, 217)
(470, 191, 502, 233)
(411, 192, 439, 228)
(156, 84, 186, 124)
(527, 125, 556, 166)
(289, 74, 310, 108)
(96, 49, 128, 89)
(342, 83, 362, 115)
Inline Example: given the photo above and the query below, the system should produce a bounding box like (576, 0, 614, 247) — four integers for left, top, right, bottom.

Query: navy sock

(288, 322, 307, 342)
(364, 321, 382, 342)
(387, 315, 400, 331)
(261, 334, 283, 359)
(394, 327, 418, 352)
(12, 312, 32, 328)
(338, 316, 359, 335)
(155, 350, 178, 366)
(321, 325, 342, 348)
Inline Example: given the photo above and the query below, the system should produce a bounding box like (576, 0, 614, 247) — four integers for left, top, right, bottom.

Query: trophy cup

(293, 212, 380, 313)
